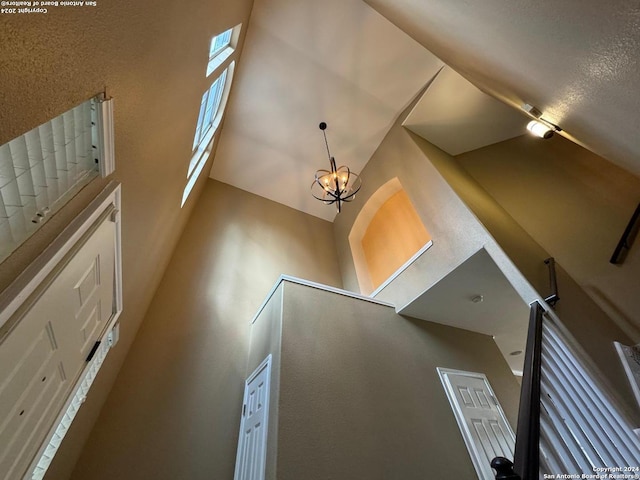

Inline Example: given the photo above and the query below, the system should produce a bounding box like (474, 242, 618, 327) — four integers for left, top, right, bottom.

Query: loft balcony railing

(491, 260, 640, 479)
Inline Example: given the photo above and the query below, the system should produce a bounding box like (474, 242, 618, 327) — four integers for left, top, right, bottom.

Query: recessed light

(510, 350, 523, 356)
(471, 295, 484, 303)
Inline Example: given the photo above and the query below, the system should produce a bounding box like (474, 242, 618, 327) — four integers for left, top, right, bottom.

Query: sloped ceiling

(403, 66, 527, 156)
(210, 0, 444, 221)
(364, 0, 640, 177)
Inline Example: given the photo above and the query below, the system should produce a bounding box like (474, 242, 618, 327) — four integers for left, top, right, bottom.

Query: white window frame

(192, 68, 228, 152)
(0, 94, 114, 263)
(206, 24, 241, 77)
(182, 61, 236, 207)
(209, 27, 232, 59)
(182, 24, 241, 207)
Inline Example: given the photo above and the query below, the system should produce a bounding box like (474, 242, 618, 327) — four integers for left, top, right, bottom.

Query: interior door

(234, 355, 271, 480)
(0, 215, 116, 479)
(438, 368, 516, 480)
(50, 217, 115, 364)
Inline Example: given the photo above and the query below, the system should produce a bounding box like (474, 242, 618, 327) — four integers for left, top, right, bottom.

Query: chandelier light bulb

(311, 122, 362, 213)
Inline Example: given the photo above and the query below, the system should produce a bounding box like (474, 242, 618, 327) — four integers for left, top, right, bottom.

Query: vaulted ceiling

(210, 0, 444, 221)
(210, 0, 640, 223)
(364, 0, 640, 177)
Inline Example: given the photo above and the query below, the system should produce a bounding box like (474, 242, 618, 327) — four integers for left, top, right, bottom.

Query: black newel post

(491, 457, 521, 480)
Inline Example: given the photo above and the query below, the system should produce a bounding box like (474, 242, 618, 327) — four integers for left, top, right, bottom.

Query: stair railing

(491, 300, 544, 480)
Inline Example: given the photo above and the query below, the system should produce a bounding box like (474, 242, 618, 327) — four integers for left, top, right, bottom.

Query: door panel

(438, 368, 515, 480)
(0, 216, 116, 480)
(52, 218, 115, 364)
(234, 356, 271, 480)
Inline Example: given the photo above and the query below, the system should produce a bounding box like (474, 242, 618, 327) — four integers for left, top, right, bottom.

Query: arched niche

(349, 177, 433, 296)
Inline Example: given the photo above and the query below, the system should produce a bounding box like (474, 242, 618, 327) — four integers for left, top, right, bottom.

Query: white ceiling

(211, 0, 640, 224)
(403, 66, 528, 156)
(210, 0, 444, 221)
(364, 0, 640, 177)
(399, 248, 530, 374)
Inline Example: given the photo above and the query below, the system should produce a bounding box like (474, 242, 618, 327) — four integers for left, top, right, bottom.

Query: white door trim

(437, 367, 515, 480)
(0, 181, 123, 334)
(234, 354, 272, 480)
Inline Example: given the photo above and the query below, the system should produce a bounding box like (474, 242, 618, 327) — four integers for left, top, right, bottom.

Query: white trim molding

(251, 275, 395, 324)
(23, 181, 123, 480)
(96, 95, 115, 178)
(0, 181, 123, 480)
(370, 240, 433, 297)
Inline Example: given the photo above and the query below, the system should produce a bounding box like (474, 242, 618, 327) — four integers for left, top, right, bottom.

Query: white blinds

(0, 97, 109, 262)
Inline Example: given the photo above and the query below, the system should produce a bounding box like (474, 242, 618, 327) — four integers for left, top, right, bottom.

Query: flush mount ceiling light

(311, 122, 362, 213)
(526, 120, 555, 139)
(522, 104, 562, 139)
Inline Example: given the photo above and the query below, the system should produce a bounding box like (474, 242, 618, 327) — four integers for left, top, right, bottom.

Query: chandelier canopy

(311, 122, 362, 213)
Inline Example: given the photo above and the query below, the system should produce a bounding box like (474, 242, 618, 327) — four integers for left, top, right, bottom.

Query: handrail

(544, 258, 559, 307)
(610, 202, 640, 265)
(492, 301, 544, 480)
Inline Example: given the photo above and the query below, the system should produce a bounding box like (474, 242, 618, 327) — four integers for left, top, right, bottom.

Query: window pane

(209, 28, 232, 60)
(198, 69, 228, 142)
(192, 90, 209, 149)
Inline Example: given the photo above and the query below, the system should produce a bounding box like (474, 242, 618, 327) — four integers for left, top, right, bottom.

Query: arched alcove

(349, 177, 432, 295)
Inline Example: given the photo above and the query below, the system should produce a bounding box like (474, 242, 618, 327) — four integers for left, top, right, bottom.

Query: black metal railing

(543, 258, 559, 307)
(610, 201, 640, 265)
(491, 300, 544, 480)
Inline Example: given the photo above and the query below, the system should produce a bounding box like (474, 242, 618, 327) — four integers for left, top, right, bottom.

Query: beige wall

(332, 99, 639, 418)
(333, 104, 511, 309)
(457, 135, 640, 339)
(69, 180, 342, 479)
(247, 284, 283, 480)
(1, 2, 255, 478)
(418, 132, 639, 419)
(361, 189, 431, 290)
(276, 281, 520, 479)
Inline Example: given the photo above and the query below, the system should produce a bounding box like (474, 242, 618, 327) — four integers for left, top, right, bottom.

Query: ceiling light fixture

(311, 122, 362, 213)
(522, 104, 562, 139)
(526, 120, 555, 139)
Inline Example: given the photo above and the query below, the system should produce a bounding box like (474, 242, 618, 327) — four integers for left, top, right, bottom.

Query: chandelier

(311, 122, 362, 213)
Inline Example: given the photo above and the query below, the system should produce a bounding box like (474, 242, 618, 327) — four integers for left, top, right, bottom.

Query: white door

(51, 217, 115, 364)
(438, 368, 516, 480)
(234, 355, 271, 480)
(0, 217, 116, 479)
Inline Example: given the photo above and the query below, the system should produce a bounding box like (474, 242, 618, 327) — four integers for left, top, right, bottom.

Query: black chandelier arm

(311, 182, 340, 202)
(311, 190, 339, 202)
(314, 169, 332, 181)
(341, 191, 359, 202)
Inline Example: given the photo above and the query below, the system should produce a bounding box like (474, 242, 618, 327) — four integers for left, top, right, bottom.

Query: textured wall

(363, 0, 640, 178)
(247, 284, 283, 480)
(419, 133, 639, 420)
(70, 180, 342, 480)
(0, 1, 254, 478)
(277, 281, 520, 479)
(361, 189, 431, 290)
(457, 135, 640, 338)
(332, 101, 639, 420)
(332, 101, 538, 312)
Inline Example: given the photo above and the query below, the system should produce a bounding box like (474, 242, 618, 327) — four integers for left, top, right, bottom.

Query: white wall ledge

(251, 275, 395, 324)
